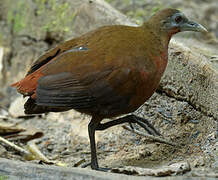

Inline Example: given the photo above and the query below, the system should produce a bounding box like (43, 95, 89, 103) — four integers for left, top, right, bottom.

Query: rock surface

(1, 158, 210, 180)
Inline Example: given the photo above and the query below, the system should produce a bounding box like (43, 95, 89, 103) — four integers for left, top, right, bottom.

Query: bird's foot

(128, 122, 134, 130)
(93, 167, 111, 172)
(81, 162, 111, 172)
(81, 162, 91, 168)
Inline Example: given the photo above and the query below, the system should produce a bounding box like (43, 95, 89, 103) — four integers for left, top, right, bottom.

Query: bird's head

(147, 8, 207, 37)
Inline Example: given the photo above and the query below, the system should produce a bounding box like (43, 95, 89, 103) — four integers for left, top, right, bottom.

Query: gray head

(148, 8, 207, 36)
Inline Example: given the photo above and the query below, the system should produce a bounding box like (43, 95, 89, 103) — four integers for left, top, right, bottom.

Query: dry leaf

(0, 122, 24, 134)
(0, 122, 43, 142)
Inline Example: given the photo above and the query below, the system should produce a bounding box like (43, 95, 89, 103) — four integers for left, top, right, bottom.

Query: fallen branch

(26, 141, 52, 163)
(0, 136, 31, 157)
(0, 137, 53, 164)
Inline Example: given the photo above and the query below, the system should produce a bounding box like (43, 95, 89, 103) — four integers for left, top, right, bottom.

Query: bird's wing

(26, 38, 79, 76)
(26, 47, 62, 75)
(36, 71, 97, 109)
(36, 66, 134, 113)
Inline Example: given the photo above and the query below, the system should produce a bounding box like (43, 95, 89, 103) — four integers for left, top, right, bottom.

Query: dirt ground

(0, 0, 217, 178)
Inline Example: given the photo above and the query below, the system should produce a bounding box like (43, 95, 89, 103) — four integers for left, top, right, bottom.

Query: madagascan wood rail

(12, 8, 207, 171)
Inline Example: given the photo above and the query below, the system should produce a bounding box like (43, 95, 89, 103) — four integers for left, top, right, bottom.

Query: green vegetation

(106, 0, 163, 24)
(35, 0, 75, 33)
(5, 0, 164, 35)
(0, 175, 8, 180)
(7, 1, 29, 33)
(6, 0, 76, 35)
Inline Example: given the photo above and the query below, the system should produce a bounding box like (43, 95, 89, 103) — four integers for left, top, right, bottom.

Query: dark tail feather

(24, 98, 46, 114)
(24, 98, 71, 114)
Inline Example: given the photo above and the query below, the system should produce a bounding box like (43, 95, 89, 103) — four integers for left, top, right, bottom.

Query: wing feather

(36, 72, 96, 109)
(35, 67, 134, 116)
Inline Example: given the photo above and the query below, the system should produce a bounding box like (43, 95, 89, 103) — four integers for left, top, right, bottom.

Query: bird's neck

(141, 23, 171, 75)
(142, 21, 173, 50)
(154, 32, 170, 76)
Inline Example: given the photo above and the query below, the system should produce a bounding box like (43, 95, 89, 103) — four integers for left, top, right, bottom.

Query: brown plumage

(11, 8, 207, 170)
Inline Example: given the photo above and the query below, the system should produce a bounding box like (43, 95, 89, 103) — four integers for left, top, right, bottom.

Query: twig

(26, 141, 52, 163)
(0, 136, 31, 156)
(122, 125, 178, 147)
(27, 141, 68, 167)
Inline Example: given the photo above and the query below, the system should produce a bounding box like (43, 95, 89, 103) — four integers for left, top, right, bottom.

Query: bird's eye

(175, 16, 182, 23)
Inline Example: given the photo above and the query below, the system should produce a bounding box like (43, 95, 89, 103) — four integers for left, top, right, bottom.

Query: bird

(11, 8, 207, 171)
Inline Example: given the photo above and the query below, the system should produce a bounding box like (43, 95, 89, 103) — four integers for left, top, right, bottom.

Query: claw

(128, 122, 134, 130)
(133, 116, 161, 136)
(81, 162, 111, 172)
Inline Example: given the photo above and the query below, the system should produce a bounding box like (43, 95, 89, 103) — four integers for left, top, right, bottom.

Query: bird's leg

(88, 119, 99, 170)
(84, 115, 160, 170)
(87, 117, 110, 171)
(96, 114, 160, 136)
(96, 116, 130, 130)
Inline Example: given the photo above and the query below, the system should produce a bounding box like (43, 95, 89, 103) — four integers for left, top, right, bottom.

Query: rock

(0, 158, 200, 180)
(192, 157, 205, 168)
(111, 161, 191, 176)
(159, 39, 218, 119)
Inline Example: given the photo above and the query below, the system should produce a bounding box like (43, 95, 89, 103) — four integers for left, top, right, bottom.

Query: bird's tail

(24, 97, 71, 114)
(11, 70, 44, 98)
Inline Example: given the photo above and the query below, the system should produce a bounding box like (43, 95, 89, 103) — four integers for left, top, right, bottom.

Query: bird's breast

(154, 51, 168, 76)
(128, 51, 168, 111)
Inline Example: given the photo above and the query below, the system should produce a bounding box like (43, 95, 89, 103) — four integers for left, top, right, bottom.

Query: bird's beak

(180, 21, 208, 32)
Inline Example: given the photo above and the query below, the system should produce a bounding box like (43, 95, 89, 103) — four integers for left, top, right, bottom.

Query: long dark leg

(88, 117, 110, 171)
(86, 115, 159, 170)
(88, 119, 99, 170)
(96, 114, 160, 136)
